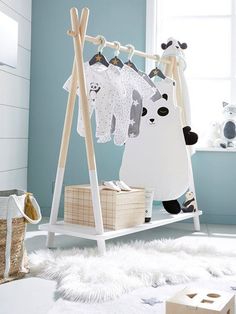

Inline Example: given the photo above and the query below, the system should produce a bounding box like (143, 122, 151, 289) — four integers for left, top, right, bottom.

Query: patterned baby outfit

(111, 65, 156, 146)
(63, 62, 125, 140)
(127, 70, 161, 138)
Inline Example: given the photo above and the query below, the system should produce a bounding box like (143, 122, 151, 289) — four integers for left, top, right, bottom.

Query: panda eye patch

(166, 40, 172, 48)
(158, 107, 169, 116)
(142, 107, 147, 116)
(162, 94, 168, 101)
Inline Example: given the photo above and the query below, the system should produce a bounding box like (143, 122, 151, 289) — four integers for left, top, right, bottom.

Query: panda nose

(150, 118, 155, 123)
(176, 46, 179, 49)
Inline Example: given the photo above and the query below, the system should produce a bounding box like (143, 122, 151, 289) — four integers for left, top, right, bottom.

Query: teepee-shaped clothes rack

(39, 7, 201, 254)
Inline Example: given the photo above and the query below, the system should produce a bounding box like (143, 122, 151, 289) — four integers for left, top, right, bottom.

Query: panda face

(161, 38, 187, 51)
(90, 82, 100, 91)
(142, 94, 170, 127)
(185, 191, 194, 199)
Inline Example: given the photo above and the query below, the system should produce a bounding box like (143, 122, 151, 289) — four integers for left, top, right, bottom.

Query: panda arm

(183, 126, 198, 145)
(183, 198, 195, 207)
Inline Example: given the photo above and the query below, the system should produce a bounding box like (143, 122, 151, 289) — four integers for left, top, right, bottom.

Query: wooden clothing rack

(39, 7, 202, 254)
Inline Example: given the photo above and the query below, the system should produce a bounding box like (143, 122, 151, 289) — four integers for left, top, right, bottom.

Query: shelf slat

(196, 147, 236, 153)
(39, 209, 202, 241)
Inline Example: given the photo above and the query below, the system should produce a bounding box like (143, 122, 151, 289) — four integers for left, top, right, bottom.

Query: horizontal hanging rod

(85, 35, 170, 64)
(67, 30, 170, 64)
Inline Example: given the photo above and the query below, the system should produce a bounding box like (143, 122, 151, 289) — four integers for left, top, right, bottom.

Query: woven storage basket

(64, 185, 145, 230)
(0, 190, 41, 284)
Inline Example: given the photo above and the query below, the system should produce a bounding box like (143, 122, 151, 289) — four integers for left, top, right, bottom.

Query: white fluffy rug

(29, 238, 236, 303)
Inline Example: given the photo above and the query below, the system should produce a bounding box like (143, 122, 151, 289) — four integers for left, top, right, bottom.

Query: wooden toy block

(166, 287, 235, 314)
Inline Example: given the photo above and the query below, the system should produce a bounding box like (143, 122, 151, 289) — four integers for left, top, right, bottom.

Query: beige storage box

(166, 287, 235, 314)
(64, 185, 145, 230)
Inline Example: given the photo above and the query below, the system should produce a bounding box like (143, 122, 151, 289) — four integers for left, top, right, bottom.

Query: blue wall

(192, 151, 236, 224)
(28, 0, 146, 217)
(29, 0, 236, 224)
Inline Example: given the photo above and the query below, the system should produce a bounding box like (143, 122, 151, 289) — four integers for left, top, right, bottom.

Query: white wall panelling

(0, 1, 31, 49)
(0, 47, 31, 79)
(0, 139, 28, 171)
(0, 0, 31, 21)
(0, 105, 29, 138)
(0, 71, 30, 109)
(0, 0, 31, 190)
(0, 168, 27, 190)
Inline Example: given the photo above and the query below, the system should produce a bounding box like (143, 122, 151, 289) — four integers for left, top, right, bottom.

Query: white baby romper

(128, 70, 161, 138)
(120, 78, 190, 201)
(111, 65, 156, 146)
(63, 62, 125, 141)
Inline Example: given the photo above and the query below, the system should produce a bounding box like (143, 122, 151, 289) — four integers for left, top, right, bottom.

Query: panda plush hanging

(120, 78, 198, 214)
(159, 38, 191, 127)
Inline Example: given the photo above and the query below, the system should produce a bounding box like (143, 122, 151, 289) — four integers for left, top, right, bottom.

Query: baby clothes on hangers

(153, 76, 176, 104)
(138, 70, 157, 89)
(109, 65, 156, 146)
(63, 62, 125, 140)
(127, 89, 143, 138)
(128, 70, 161, 138)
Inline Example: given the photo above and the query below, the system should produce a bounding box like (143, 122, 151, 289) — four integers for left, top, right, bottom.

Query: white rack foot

(97, 239, 106, 255)
(47, 232, 55, 248)
(193, 213, 200, 231)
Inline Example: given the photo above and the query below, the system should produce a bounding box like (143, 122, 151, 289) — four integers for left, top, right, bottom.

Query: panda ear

(180, 42, 187, 49)
(161, 43, 167, 50)
(162, 93, 168, 101)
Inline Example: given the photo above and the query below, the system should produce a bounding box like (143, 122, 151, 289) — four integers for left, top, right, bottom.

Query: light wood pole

(47, 8, 90, 248)
(164, 55, 200, 231)
(70, 8, 105, 253)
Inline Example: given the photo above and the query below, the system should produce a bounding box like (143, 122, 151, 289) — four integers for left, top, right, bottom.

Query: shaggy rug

(29, 238, 236, 303)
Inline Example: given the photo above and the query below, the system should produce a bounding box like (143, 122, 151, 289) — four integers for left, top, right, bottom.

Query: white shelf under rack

(39, 208, 202, 241)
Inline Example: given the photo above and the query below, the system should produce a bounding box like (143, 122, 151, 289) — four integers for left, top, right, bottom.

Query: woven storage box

(64, 185, 145, 230)
(0, 190, 41, 284)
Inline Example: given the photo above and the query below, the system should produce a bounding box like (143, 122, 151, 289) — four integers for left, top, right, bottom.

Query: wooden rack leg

(187, 150, 200, 231)
(169, 56, 201, 232)
(172, 60, 188, 127)
(173, 60, 200, 230)
(172, 59, 201, 231)
(97, 239, 106, 255)
(46, 8, 89, 248)
(70, 8, 105, 253)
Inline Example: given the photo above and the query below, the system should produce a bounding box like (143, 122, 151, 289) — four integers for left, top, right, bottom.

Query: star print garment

(127, 90, 143, 138)
(63, 62, 125, 140)
(128, 71, 161, 138)
(111, 65, 156, 146)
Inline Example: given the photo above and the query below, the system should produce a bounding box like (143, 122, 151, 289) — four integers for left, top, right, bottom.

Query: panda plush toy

(160, 38, 191, 127)
(161, 38, 187, 69)
(182, 191, 196, 213)
(120, 78, 198, 214)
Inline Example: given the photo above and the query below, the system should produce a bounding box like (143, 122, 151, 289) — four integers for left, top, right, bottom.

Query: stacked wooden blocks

(64, 185, 145, 230)
(166, 288, 235, 314)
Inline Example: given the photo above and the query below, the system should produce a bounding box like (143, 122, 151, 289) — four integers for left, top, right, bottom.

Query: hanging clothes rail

(67, 32, 170, 63)
(40, 6, 201, 255)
